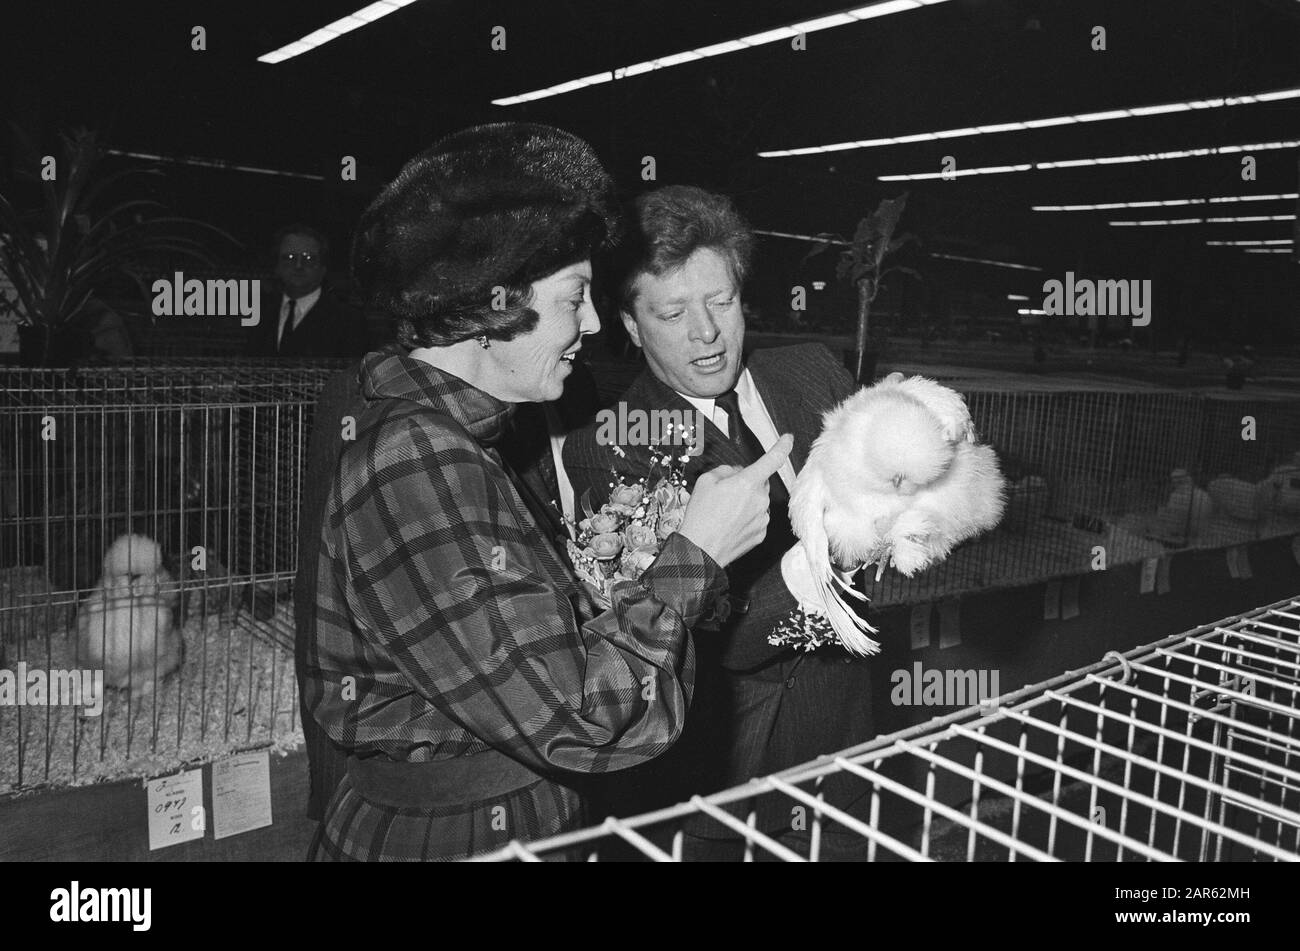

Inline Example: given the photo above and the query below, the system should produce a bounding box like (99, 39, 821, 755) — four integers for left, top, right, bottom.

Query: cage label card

(212, 751, 273, 840)
(1234, 546, 1253, 579)
(938, 599, 961, 648)
(1061, 577, 1081, 620)
(1139, 557, 1158, 594)
(910, 603, 933, 650)
(1044, 580, 1061, 619)
(145, 768, 204, 851)
(1226, 547, 1242, 579)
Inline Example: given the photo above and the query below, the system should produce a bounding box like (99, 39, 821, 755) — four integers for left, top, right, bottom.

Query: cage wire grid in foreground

(477, 595, 1300, 862)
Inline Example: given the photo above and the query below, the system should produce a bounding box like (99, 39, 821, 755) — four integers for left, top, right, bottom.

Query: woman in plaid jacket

(304, 123, 792, 861)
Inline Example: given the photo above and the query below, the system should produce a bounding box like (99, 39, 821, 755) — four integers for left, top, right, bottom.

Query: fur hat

(352, 122, 619, 345)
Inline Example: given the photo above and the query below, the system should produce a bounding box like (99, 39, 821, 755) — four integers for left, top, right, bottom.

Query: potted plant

(804, 193, 919, 383)
(0, 127, 230, 365)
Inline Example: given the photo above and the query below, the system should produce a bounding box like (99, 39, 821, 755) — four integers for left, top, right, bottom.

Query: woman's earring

(478, 335, 491, 349)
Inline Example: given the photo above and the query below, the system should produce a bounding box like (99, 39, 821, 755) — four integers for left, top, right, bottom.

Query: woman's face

(482, 260, 599, 403)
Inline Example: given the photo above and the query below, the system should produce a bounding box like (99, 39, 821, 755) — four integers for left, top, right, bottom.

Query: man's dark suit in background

(247, 286, 369, 359)
(250, 225, 370, 360)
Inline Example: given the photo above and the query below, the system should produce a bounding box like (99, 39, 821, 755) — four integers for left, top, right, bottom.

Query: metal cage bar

(0, 363, 335, 791)
(866, 385, 1300, 608)
(478, 595, 1300, 862)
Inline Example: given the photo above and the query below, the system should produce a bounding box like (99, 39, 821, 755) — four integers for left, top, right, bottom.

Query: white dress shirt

(543, 403, 579, 538)
(276, 287, 322, 348)
(679, 368, 796, 491)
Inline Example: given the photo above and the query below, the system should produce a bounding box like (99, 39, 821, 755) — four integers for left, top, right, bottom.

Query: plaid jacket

(304, 346, 726, 860)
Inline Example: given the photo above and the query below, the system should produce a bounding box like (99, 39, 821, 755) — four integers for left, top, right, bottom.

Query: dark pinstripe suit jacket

(563, 342, 856, 671)
(562, 343, 878, 831)
(247, 287, 369, 359)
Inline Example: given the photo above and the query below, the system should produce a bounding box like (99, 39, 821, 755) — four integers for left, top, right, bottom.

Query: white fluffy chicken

(1152, 469, 1213, 542)
(787, 373, 1007, 656)
(77, 533, 182, 692)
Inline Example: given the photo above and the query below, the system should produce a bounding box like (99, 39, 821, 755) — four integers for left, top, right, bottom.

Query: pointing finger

(742, 433, 793, 484)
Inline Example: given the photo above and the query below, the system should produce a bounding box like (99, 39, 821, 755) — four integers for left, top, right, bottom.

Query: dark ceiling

(8, 0, 1300, 341)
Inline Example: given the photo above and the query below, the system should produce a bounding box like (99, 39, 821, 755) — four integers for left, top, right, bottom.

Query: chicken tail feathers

(832, 571, 869, 602)
(815, 566, 881, 656)
(792, 464, 881, 656)
(803, 520, 881, 657)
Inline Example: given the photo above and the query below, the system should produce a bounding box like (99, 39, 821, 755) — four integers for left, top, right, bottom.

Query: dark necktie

(710, 388, 797, 672)
(713, 389, 788, 504)
(280, 297, 297, 351)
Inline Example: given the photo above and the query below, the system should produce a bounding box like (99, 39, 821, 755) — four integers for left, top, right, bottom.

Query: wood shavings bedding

(1, 600, 302, 793)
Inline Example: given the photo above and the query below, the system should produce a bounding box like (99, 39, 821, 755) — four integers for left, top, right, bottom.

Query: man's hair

(272, 223, 331, 267)
(608, 185, 753, 315)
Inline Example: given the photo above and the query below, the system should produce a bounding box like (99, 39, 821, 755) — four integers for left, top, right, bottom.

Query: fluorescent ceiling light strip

(1206, 239, 1293, 246)
(741, 27, 802, 45)
(880, 140, 1300, 181)
(1033, 193, 1299, 211)
(790, 13, 860, 31)
(754, 229, 1041, 271)
(753, 228, 851, 246)
(354, 2, 402, 23)
(1017, 308, 1047, 315)
(695, 40, 749, 56)
(1022, 116, 1076, 129)
(759, 85, 1300, 157)
(850, 1, 925, 19)
(930, 252, 1042, 272)
(1206, 214, 1296, 222)
(1243, 248, 1292, 253)
(106, 149, 326, 181)
(328, 16, 369, 36)
(258, 0, 410, 63)
(1109, 214, 1296, 226)
(493, 0, 951, 106)
(1109, 218, 1204, 226)
(1007, 294, 1030, 300)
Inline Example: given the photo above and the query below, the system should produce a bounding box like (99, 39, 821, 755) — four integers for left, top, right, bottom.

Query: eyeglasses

(279, 252, 321, 266)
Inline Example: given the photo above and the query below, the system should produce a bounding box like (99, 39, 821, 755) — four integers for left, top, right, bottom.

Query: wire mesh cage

(479, 594, 1300, 862)
(865, 383, 1300, 608)
(0, 361, 338, 792)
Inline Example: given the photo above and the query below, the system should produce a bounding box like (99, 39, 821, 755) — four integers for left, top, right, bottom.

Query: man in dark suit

(563, 185, 876, 859)
(247, 224, 369, 359)
(240, 225, 369, 622)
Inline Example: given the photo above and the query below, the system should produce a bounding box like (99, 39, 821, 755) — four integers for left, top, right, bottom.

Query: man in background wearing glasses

(241, 223, 370, 625)
(248, 223, 369, 359)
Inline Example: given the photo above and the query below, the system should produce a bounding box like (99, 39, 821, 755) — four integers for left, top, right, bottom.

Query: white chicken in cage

(786, 373, 1007, 656)
(76, 533, 182, 692)
(1152, 468, 1213, 543)
(1208, 475, 1269, 522)
(1264, 459, 1300, 516)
